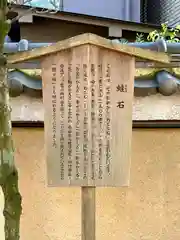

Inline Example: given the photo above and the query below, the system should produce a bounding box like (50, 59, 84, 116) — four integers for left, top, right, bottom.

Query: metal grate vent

(141, 0, 180, 27)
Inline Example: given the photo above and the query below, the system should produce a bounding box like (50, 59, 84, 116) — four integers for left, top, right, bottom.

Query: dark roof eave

(12, 3, 162, 33)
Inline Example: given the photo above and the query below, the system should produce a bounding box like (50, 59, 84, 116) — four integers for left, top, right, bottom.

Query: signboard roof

(7, 33, 171, 65)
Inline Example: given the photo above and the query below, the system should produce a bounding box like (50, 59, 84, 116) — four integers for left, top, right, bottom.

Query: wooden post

(82, 187, 96, 240)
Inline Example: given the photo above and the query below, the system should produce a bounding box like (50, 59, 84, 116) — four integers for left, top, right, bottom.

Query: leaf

(118, 38, 129, 44)
(147, 30, 160, 42)
(146, 23, 180, 42)
(172, 38, 180, 42)
(135, 33, 144, 42)
(161, 23, 168, 34)
(168, 31, 176, 39)
(175, 25, 180, 31)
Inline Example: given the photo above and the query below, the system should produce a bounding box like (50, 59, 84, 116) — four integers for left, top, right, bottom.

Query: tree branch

(8, 0, 60, 23)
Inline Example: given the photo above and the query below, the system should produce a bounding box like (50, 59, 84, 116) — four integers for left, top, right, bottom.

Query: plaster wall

(10, 94, 180, 121)
(1, 128, 180, 239)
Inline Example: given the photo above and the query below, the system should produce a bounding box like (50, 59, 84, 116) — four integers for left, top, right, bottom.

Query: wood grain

(81, 187, 95, 240)
(42, 44, 134, 187)
(7, 33, 171, 64)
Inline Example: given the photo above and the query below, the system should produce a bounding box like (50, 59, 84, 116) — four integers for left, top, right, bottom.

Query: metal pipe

(1, 39, 171, 54)
(59, 0, 64, 11)
(127, 39, 167, 52)
(4, 41, 54, 53)
(164, 43, 180, 54)
(4, 38, 180, 54)
(124, 0, 130, 21)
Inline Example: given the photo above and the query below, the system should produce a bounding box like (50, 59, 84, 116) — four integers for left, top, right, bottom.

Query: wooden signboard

(7, 33, 170, 240)
(7, 33, 170, 188)
(42, 45, 134, 187)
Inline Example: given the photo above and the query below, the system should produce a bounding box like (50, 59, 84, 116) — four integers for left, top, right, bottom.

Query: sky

(25, 0, 59, 9)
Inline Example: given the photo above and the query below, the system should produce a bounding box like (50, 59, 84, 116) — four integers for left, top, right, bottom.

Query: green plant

(117, 38, 129, 44)
(135, 33, 145, 42)
(136, 23, 180, 43)
(113, 23, 180, 43)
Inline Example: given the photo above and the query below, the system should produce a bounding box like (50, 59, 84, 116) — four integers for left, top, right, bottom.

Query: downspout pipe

(124, 0, 130, 22)
(59, 0, 64, 11)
